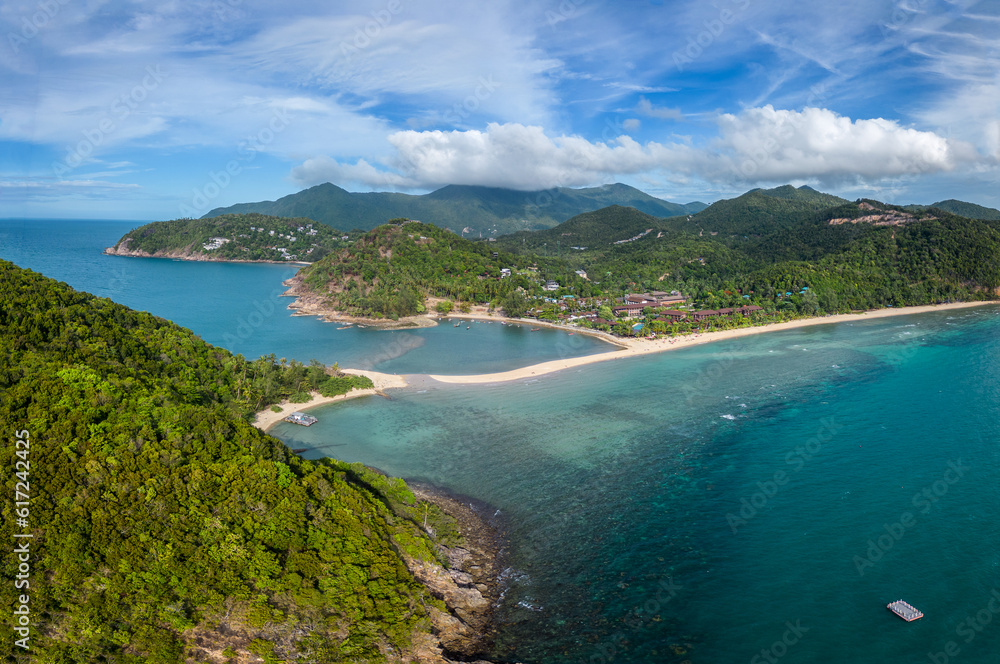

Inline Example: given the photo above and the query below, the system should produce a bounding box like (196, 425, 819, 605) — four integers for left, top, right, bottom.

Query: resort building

(624, 291, 688, 306)
(612, 303, 652, 319)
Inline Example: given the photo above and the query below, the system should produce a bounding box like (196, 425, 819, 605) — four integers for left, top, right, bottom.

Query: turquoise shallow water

(273, 308, 1000, 663)
(5, 219, 1000, 662)
(0, 219, 613, 372)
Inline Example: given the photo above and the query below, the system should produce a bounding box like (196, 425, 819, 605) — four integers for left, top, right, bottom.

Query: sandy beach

(428, 301, 1000, 385)
(252, 369, 407, 431)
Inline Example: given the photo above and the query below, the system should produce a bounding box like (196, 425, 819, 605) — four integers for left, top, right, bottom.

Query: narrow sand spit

(428, 301, 999, 385)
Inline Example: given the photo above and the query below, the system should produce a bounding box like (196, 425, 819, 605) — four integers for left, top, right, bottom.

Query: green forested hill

(288, 196, 1000, 322)
(753, 184, 848, 206)
(492, 205, 671, 254)
(108, 213, 351, 262)
(659, 185, 848, 237)
(202, 182, 704, 237)
(0, 261, 464, 662)
(293, 220, 554, 319)
(555, 198, 1000, 311)
(914, 199, 1000, 221)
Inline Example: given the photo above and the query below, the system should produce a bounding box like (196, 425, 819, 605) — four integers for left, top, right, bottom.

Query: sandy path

(252, 369, 407, 432)
(428, 301, 999, 385)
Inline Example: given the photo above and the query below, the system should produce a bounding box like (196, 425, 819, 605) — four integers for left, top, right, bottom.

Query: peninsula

(0, 259, 504, 663)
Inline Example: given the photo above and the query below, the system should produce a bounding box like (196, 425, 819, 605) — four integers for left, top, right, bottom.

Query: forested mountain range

(202, 182, 706, 236)
(906, 198, 1000, 220)
(108, 183, 1000, 324)
(289, 191, 1000, 321)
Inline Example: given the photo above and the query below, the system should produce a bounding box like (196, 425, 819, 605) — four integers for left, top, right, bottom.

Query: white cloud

(636, 97, 684, 121)
(291, 107, 977, 191)
(708, 105, 971, 183)
(290, 156, 417, 190)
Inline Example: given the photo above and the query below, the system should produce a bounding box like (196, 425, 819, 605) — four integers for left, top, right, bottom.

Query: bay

(0, 218, 614, 373)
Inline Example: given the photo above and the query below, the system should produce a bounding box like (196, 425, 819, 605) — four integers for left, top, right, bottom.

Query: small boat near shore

(887, 600, 923, 621)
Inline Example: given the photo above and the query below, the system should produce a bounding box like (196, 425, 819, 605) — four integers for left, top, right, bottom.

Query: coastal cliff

(400, 486, 508, 663)
(104, 237, 309, 264)
(280, 271, 440, 328)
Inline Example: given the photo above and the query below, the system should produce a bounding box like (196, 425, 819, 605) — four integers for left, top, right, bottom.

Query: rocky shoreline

(280, 274, 439, 328)
(103, 241, 311, 265)
(403, 482, 513, 664)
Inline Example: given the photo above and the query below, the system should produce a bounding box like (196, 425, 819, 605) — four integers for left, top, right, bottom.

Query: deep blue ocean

(5, 219, 1000, 663)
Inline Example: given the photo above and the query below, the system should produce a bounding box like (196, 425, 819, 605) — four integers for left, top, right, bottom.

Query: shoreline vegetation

(252, 301, 999, 427)
(253, 368, 407, 431)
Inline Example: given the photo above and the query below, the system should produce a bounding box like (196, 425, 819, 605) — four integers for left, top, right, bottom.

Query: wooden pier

(887, 600, 923, 621)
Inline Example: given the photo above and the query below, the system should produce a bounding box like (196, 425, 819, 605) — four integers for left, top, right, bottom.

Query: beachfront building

(624, 291, 688, 306)
(612, 303, 651, 319)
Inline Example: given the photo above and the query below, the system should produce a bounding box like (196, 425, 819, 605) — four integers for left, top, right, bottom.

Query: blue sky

(1, 0, 998, 219)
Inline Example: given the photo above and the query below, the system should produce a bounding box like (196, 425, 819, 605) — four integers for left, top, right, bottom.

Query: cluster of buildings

(202, 237, 230, 251)
(246, 223, 322, 241)
(564, 290, 766, 329)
